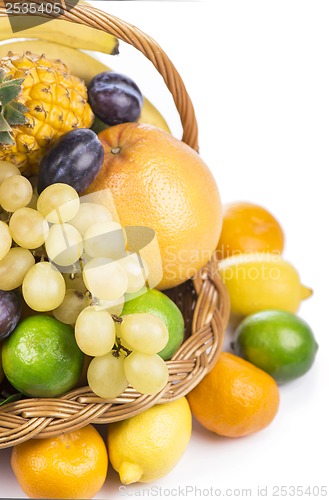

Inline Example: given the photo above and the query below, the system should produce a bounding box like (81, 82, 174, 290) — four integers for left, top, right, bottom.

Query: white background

(1, 1, 328, 499)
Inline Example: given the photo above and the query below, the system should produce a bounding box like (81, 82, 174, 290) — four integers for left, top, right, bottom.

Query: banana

(0, 39, 109, 84)
(138, 99, 171, 134)
(0, 40, 171, 134)
(0, 16, 119, 54)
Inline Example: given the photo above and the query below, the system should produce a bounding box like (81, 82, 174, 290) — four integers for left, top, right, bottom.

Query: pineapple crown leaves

(0, 68, 28, 145)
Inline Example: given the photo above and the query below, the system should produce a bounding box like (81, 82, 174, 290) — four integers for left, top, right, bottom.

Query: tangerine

(187, 352, 280, 437)
(11, 425, 108, 499)
(217, 201, 284, 259)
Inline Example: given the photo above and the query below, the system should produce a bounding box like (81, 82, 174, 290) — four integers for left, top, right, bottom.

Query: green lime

(122, 289, 184, 360)
(232, 310, 318, 383)
(2, 315, 84, 397)
(0, 341, 4, 384)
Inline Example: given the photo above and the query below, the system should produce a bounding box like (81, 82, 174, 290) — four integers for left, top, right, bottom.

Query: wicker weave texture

(0, 1, 229, 449)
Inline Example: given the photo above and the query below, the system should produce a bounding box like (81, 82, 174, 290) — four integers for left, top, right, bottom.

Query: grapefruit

(84, 123, 222, 289)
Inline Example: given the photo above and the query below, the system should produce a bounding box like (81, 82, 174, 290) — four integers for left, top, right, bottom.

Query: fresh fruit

(0, 41, 171, 133)
(0, 52, 94, 174)
(0, 247, 35, 291)
(217, 201, 285, 259)
(82, 258, 128, 301)
(123, 351, 169, 395)
(69, 202, 113, 236)
(0, 290, 22, 340)
(107, 397, 192, 484)
(11, 425, 108, 499)
(0, 175, 33, 212)
(120, 313, 169, 354)
(232, 310, 319, 383)
(88, 71, 143, 125)
(83, 221, 126, 260)
(9, 207, 49, 249)
(0, 40, 112, 86)
(0, 220, 12, 261)
(218, 252, 312, 316)
(187, 352, 280, 437)
(38, 129, 104, 194)
(75, 306, 116, 357)
(2, 315, 84, 397)
(0, 160, 20, 183)
(0, 16, 119, 54)
(138, 98, 171, 133)
(87, 350, 129, 399)
(22, 261, 66, 312)
(122, 289, 184, 360)
(53, 289, 90, 325)
(119, 253, 149, 294)
(0, 341, 4, 384)
(45, 223, 83, 267)
(84, 123, 222, 289)
(37, 183, 80, 223)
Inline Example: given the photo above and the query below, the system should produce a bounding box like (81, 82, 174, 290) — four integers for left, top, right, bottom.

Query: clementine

(84, 123, 222, 290)
(217, 201, 284, 259)
(11, 425, 108, 499)
(187, 352, 280, 438)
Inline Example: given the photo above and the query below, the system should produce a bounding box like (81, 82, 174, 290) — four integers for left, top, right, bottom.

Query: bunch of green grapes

(0, 160, 169, 398)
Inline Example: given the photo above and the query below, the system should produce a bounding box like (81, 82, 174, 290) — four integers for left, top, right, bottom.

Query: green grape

(45, 223, 83, 267)
(87, 351, 128, 399)
(95, 296, 125, 316)
(0, 161, 21, 184)
(119, 252, 148, 293)
(0, 221, 12, 261)
(22, 262, 66, 312)
(84, 221, 126, 259)
(9, 207, 49, 249)
(82, 258, 128, 301)
(69, 202, 113, 236)
(53, 289, 90, 325)
(0, 247, 35, 291)
(123, 351, 169, 395)
(37, 183, 80, 223)
(120, 313, 169, 354)
(0, 175, 33, 212)
(75, 306, 115, 356)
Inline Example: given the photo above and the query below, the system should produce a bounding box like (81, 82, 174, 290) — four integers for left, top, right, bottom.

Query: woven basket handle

(0, 0, 199, 151)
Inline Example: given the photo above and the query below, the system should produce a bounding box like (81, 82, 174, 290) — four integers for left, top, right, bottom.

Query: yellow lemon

(218, 252, 312, 317)
(107, 397, 192, 484)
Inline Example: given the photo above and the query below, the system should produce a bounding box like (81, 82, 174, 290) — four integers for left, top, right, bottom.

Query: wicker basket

(0, 0, 230, 449)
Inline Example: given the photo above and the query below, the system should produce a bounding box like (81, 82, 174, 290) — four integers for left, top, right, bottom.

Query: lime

(2, 315, 84, 397)
(122, 289, 184, 360)
(232, 310, 318, 383)
(0, 342, 4, 384)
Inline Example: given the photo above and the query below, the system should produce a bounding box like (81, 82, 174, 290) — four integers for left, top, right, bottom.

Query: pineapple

(0, 51, 94, 175)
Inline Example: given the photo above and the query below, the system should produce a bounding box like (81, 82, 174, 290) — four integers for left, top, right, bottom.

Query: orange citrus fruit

(187, 352, 280, 437)
(11, 425, 108, 499)
(84, 123, 222, 290)
(216, 201, 284, 259)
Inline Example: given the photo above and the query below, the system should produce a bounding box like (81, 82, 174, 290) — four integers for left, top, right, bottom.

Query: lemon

(107, 397, 192, 484)
(218, 252, 312, 316)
